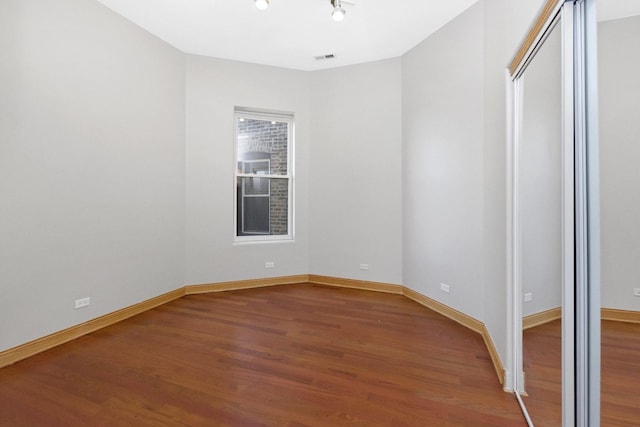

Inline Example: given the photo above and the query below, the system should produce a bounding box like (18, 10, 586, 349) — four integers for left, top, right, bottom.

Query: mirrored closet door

(597, 1, 640, 424)
(508, 0, 600, 425)
(519, 16, 563, 426)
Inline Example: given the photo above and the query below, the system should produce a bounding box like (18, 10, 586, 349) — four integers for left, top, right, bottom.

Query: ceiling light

(331, 0, 346, 22)
(253, 0, 350, 21)
(254, 0, 269, 11)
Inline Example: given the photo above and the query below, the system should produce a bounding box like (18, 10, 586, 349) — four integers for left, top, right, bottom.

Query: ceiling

(94, 0, 640, 71)
(95, 0, 479, 71)
(597, 0, 640, 22)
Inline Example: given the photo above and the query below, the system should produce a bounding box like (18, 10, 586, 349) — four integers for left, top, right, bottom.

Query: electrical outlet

(359, 264, 369, 270)
(524, 292, 533, 303)
(74, 297, 90, 309)
(440, 283, 450, 293)
(265, 262, 275, 269)
(634, 288, 640, 297)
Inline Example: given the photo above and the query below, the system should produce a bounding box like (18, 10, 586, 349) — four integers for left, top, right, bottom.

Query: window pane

(242, 177, 269, 196)
(242, 160, 270, 174)
(236, 177, 289, 236)
(237, 118, 288, 175)
(242, 197, 269, 234)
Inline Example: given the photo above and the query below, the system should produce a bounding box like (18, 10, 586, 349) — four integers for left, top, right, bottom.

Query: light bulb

(331, 6, 346, 22)
(255, 0, 269, 11)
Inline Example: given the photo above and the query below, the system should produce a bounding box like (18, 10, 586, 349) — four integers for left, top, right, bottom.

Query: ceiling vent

(314, 54, 336, 60)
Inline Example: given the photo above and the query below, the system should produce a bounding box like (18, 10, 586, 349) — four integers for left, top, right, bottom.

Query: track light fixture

(254, 0, 269, 11)
(253, 0, 349, 22)
(330, 0, 346, 22)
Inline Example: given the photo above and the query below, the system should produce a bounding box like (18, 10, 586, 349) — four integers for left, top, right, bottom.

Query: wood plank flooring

(0, 284, 526, 426)
(522, 320, 562, 426)
(523, 319, 640, 426)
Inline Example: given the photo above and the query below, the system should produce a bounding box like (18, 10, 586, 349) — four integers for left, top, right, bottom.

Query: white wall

(0, 0, 185, 352)
(599, 15, 640, 311)
(402, 3, 485, 320)
(184, 56, 310, 284)
(0, 0, 557, 370)
(308, 59, 403, 285)
(519, 27, 562, 317)
(400, 0, 548, 366)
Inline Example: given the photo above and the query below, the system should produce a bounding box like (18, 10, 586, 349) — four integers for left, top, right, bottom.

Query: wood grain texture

(0, 284, 526, 426)
(508, 0, 563, 76)
(0, 276, 307, 368)
(482, 324, 506, 385)
(309, 278, 505, 384)
(0, 275, 505, 388)
(523, 319, 640, 426)
(601, 308, 640, 324)
(522, 319, 562, 425)
(523, 307, 562, 330)
(402, 287, 484, 334)
(185, 274, 310, 295)
(0, 288, 185, 369)
(308, 275, 403, 294)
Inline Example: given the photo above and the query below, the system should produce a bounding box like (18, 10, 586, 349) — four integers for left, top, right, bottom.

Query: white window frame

(233, 108, 294, 243)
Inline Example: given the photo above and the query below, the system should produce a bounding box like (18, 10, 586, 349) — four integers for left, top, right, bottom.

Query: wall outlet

(524, 292, 533, 303)
(265, 262, 275, 269)
(634, 288, 640, 297)
(74, 297, 90, 309)
(440, 283, 450, 293)
(359, 264, 369, 270)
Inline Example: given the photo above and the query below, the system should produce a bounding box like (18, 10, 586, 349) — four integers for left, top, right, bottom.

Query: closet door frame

(506, 0, 599, 425)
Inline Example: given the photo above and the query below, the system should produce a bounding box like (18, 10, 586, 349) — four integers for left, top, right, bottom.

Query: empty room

(1, 0, 637, 425)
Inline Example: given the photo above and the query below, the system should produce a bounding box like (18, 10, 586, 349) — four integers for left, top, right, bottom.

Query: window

(234, 109, 293, 241)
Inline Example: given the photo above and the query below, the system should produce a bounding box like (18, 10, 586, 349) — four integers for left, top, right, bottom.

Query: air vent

(314, 54, 336, 61)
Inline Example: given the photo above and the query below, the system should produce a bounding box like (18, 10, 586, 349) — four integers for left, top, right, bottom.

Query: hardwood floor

(522, 320, 562, 426)
(523, 319, 640, 426)
(601, 320, 640, 427)
(0, 284, 526, 426)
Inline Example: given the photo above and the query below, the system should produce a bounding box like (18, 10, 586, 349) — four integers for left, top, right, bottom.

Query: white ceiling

(597, 0, 640, 22)
(95, 0, 479, 71)
(94, 0, 640, 71)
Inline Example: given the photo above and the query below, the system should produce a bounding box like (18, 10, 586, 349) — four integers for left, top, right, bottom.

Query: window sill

(233, 236, 295, 245)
